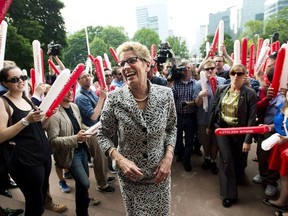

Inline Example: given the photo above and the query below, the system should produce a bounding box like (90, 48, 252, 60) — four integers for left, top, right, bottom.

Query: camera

(47, 41, 61, 56)
(156, 42, 173, 64)
(167, 65, 187, 81)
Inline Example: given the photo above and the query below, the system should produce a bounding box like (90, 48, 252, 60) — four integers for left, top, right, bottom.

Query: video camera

(167, 65, 187, 81)
(156, 42, 173, 64)
(47, 41, 61, 56)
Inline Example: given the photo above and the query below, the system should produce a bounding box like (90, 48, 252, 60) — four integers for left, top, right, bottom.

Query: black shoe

(97, 185, 115, 193)
(202, 158, 211, 170)
(183, 162, 192, 172)
(8, 180, 18, 189)
(210, 162, 219, 175)
(222, 198, 237, 208)
(0, 189, 12, 198)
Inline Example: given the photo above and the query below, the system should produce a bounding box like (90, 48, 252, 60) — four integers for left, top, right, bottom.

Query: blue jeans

(70, 146, 90, 216)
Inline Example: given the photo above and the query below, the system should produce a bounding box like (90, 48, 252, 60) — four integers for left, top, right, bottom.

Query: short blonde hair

(116, 41, 151, 63)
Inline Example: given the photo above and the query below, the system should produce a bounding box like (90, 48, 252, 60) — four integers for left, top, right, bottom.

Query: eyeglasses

(105, 74, 112, 77)
(204, 67, 215, 71)
(230, 71, 246, 76)
(117, 56, 140, 67)
(116, 73, 122, 76)
(79, 74, 91, 79)
(6, 75, 28, 83)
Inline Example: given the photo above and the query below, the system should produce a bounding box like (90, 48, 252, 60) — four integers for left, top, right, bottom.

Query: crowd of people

(0, 40, 287, 216)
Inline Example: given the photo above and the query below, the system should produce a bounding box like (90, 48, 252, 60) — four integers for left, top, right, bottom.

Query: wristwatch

(21, 118, 30, 126)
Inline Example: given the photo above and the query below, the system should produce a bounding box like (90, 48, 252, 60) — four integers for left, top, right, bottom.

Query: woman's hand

(242, 143, 251, 153)
(116, 157, 143, 181)
(153, 155, 172, 184)
(25, 109, 45, 123)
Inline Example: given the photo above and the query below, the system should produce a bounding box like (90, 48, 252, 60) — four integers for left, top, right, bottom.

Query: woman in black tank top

(0, 66, 52, 216)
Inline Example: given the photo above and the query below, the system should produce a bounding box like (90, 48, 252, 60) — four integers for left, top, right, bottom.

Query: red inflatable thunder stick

(241, 37, 248, 67)
(93, 56, 106, 90)
(30, 68, 36, 94)
(271, 46, 286, 98)
(209, 26, 219, 57)
(109, 47, 118, 63)
(0, 0, 12, 24)
(248, 44, 255, 77)
(48, 59, 60, 75)
(46, 64, 85, 117)
(215, 125, 271, 136)
(209, 76, 217, 95)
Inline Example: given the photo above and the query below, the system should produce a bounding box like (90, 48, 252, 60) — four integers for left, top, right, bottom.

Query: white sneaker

(252, 174, 264, 184)
(265, 185, 278, 196)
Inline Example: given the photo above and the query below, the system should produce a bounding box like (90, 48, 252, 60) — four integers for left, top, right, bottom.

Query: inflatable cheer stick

(261, 133, 281, 151)
(22, 69, 29, 97)
(254, 44, 270, 76)
(150, 44, 157, 72)
(233, 40, 240, 65)
(210, 26, 219, 57)
(104, 53, 112, 71)
(279, 44, 288, 91)
(93, 56, 106, 90)
(88, 54, 95, 62)
(30, 68, 36, 94)
(206, 42, 210, 57)
(241, 37, 248, 67)
(84, 122, 101, 137)
(32, 40, 44, 84)
(0, 0, 12, 25)
(248, 44, 255, 77)
(39, 69, 71, 115)
(209, 76, 217, 95)
(48, 59, 60, 75)
(271, 46, 286, 98)
(200, 71, 208, 112)
(0, 20, 7, 70)
(218, 20, 224, 56)
(215, 125, 271, 136)
(46, 64, 85, 117)
(109, 47, 118, 63)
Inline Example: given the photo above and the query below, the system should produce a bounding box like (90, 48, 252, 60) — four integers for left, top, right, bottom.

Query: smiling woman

(97, 41, 177, 216)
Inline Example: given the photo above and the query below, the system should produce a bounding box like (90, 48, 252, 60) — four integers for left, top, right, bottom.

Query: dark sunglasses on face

(105, 74, 113, 77)
(230, 71, 246, 76)
(117, 56, 140, 67)
(204, 67, 215, 71)
(6, 75, 28, 83)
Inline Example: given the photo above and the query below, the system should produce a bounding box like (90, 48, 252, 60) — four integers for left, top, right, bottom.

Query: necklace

(134, 95, 148, 102)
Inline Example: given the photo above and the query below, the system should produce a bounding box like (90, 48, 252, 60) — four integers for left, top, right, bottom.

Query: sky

(60, 0, 240, 47)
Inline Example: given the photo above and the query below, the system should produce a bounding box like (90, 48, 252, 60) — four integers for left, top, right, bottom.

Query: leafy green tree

(90, 37, 109, 60)
(98, 26, 129, 50)
(62, 30, 88, 70)
(239, 20, 264, 44)
(6, 0, 67, 71)
(132, 28, 161, 51)
(263, 7, 288, 44)
(166, 36, 189, 59)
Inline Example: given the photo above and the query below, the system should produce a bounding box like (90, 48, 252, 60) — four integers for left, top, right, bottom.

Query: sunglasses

(204, 67, 215, 71)
(105, 74, 113, 77)
(117, 57, 140, 67)
(6, 75, 28, 83)
(116, 73, 122, 76)
(230, 71, 246, 76)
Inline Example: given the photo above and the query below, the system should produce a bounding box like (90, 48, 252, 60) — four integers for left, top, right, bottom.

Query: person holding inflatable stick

(0, 65, 52, 215)
(261, 90, 288, 213)
(75, 69, 116, 193)
(195, 59, 226, 175)
(97, 41, 177, 215)
(207, 63, 257, 208)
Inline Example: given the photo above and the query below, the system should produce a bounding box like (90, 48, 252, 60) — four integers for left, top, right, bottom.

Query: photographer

(170, 60, 198, 172)
(46, 42, 64, 85)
